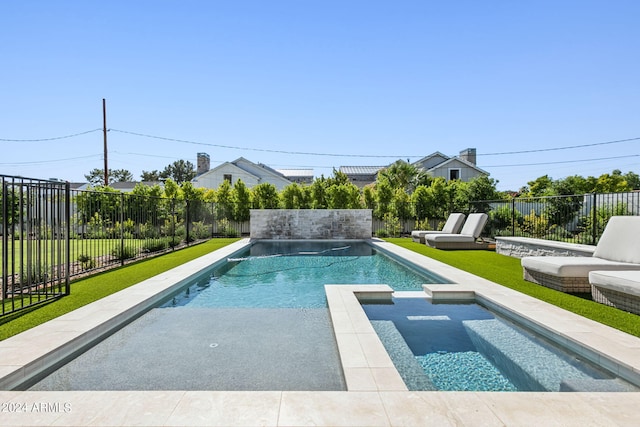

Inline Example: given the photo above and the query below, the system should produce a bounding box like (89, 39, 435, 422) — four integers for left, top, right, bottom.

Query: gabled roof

(193, 157, 293, 186)
(200, 160, 249, 177)
(425, 156, 489, 175)
(411, 151, 450, 166)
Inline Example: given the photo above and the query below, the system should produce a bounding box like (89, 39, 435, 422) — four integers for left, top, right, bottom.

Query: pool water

(164, 241, 448, 309)
(363, 298, 639, 392)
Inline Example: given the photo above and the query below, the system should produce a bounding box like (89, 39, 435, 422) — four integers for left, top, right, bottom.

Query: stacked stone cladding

(250, 209, 372, 240)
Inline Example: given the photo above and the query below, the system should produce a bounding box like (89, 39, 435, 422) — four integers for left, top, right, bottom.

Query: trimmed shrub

(111, 245, 138, 261)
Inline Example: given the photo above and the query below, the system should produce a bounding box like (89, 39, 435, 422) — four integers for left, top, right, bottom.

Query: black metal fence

(67, 187, 248, 279)
(470, 192, 640, 245)
(1, 175, 249, 317)
(1, 175, 70, 316)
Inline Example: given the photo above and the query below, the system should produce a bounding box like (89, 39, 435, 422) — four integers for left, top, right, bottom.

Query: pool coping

(0, 238, 639, 426)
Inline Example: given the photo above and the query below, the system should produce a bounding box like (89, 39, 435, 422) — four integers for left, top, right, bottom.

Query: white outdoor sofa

(521, 216, 640, 293)
(589, 270, 640, 316)
(411, 213, 466, 244)
(425, 213, 490, 250)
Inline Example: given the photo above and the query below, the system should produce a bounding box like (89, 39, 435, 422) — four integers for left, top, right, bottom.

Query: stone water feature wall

(250, 209, 372, 239)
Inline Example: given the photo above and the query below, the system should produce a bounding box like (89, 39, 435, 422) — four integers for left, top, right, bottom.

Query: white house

(192, 155, 304, 191)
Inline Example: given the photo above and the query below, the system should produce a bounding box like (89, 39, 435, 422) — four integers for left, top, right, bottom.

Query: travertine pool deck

(1, 238, 639, 426)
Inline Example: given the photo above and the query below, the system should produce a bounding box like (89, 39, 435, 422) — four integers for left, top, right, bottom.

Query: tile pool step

(370, 321, 437, 391)
(462, 319, 606, 392)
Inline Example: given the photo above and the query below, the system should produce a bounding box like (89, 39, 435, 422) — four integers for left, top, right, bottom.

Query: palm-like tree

(377, 160, 429, 193)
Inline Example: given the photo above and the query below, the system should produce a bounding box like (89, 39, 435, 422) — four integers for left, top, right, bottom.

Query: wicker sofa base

(591, 285, 640, 316)
(523, 268, 591, 294)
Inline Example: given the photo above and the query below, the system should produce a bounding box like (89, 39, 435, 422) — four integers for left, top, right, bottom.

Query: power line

(109, 128, 405, 158)
(0, 129, 102, 142)
(110, 128, 640, 159)
(2, 126, 639, 160)
(484, 154, 640, 168)
(0, 154, 103, 166)
(480, 137, 640, 156)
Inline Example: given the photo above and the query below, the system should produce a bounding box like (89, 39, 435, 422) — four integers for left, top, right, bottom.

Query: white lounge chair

(425, 213, 489, 249)
(410, 213, 466, 243)
(521, 216, 640, 293)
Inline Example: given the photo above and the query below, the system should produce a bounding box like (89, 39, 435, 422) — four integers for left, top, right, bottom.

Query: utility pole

(103, 98, 108, 186)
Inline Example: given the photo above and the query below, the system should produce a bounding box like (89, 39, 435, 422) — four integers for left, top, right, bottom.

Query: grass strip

(0, 238, 239, 340)
(385, 238, 640, 338)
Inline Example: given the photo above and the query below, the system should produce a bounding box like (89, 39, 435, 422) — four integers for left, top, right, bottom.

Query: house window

(223, 174, 232, 183)
(448, 168, 461, 181)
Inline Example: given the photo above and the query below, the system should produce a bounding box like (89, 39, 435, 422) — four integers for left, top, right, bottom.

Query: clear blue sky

(2, 1, 639, 191)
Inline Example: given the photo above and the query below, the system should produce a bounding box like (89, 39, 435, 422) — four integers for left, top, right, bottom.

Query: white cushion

(593, 216, 640, 264)
(522, 256, 640, 278)
(411, 230, 448, 237)
(458, 213, 488, 238)
(411, 213, 466, 238)
(441, 213, 466, 234)
(426, 234, 476, 243)
(589, 270, 640, 297)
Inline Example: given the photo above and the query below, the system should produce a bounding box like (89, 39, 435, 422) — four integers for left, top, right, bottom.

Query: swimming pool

(25, 239, 640, 393)
(29, 240, 446, 391)
(163, 241, 450, 309)
(363, 297, 639, 392)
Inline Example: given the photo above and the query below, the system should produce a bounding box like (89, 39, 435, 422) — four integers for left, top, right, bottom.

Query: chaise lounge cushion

(522, 257, 640, 278)
(411, 213, 466, 243)
(591, 216, 640, 264)
(589, 270, 640, 298)
(426, 213, 489, 248)
(426, 213, 487, 243)
(522, 216, 640, 279)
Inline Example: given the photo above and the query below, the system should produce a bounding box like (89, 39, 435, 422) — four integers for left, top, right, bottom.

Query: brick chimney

(459, 148, 476, 165)
(197, 153, 210, 175)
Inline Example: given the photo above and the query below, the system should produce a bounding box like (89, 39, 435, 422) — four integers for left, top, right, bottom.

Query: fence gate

(1, 175, 70, 317)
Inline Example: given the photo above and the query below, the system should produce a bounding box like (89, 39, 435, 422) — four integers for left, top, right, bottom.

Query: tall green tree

(310, 177, 329, 209)
(374, 180, 394, 219)
(280, 183, 311, 209)
(326, 183, 362, 209)
(161, 160, 196, 184)
(377, 160, 429, 193)
(140, 170, 162, 182)
(251, 183, 280, 209)
(391, 188, 412, 221)
(233, 179, 252, 221)
(411, 185, 431, 221)
(214, 180, 235, 220)
(362, 185, 376, 211)
(85, 168, 133, 185)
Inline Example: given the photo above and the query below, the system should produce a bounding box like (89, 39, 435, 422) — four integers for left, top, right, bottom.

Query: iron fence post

(592, 193, 597, 245)
(1, 178, 7, 311)
(65, 182, 70, 295)
(511, 198, 516, 236)
(186, 199, 190, 246)
(120, 192, 125, 266)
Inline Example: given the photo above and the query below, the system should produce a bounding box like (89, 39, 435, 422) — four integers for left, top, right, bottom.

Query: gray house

(413, 148, 488, 182)
(341, 148, 488, 188)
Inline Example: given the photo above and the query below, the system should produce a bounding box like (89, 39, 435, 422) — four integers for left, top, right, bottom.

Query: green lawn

(385, 238, 640, 338)
(0, 239, 134, 275)
(0, 238, 239, 340)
